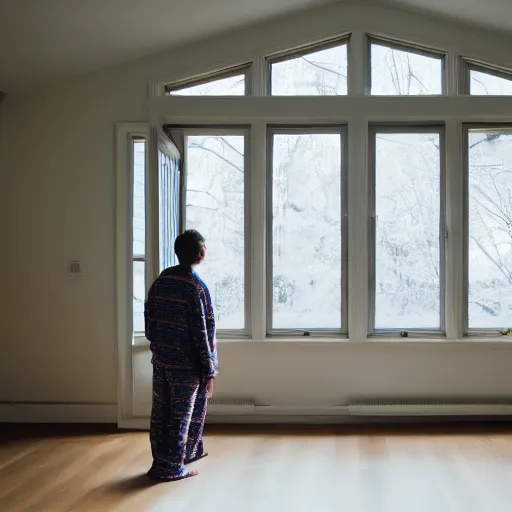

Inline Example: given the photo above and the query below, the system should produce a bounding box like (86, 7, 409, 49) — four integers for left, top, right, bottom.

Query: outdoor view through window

(468, 128, 512, 329)
(373, 131, 442, 330)
(271, 132, 343, 330)
(185, 135, 246, 330)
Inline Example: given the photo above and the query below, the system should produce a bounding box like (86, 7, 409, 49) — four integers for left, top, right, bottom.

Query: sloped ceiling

(0, 0, 511, 92)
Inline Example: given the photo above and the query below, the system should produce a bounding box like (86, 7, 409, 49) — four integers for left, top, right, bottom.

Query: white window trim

(266, 125, 348, 337)
(115, 122, 150, 425)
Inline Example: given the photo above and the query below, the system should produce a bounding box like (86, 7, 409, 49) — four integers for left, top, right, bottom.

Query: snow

(374, 132, 441, 329)
(186, 135, 245, 330)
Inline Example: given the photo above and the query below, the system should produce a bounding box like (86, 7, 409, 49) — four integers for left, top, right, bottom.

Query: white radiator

(207, 400, 349, 416)
(208, 398, 256, 415)
(348, 399, 512, 416)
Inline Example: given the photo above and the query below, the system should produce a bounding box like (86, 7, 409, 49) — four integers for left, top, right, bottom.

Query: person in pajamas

(144, 229, 218, 482)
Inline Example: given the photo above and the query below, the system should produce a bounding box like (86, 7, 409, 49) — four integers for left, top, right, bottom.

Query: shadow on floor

(104, 474, 161, 495)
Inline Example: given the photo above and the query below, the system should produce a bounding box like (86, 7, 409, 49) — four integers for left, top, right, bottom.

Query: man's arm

(203, 286, 218, 373)
(190, 292, 218, 380)
(144, 281, 157, 342)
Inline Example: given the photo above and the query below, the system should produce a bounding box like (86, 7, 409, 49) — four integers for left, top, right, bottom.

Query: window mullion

(250, 123, 267, 339)
(348, 118, 369, 341)
(445, 51, 458, 96)
(146, 126, 160, 294)
(445, 120, 464, 339)
(252, 57, 267, 96)
(348, 30, 366, 96)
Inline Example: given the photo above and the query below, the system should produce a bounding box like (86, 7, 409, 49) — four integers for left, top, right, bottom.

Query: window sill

(132, 336, 512, 351)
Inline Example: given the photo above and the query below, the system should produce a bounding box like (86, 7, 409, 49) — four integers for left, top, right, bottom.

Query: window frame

(164, 64, 253, 96)
(463, 123, 512, 337)
(460, 58, 512, 95)
(165, 125, 252, 339)
(367, 35, 447, 96)
(368, 123, 447, 337)
(266, 125, 349, 337)
(266, 35, 351, 96)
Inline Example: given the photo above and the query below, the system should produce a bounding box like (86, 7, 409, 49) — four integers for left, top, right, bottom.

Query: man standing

(144, 230, 218, 482)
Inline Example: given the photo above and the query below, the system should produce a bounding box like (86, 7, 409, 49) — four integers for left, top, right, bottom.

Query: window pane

(371, 43, 443, 95)
(167, 74, 245, 96)
(374, 132, 441, 329)
(271, 44, 347, 95)
(272, 133, 342, 330)
(133, 141, 145, 256)
(186, 135, 245, 329)
(470, 70, 512, 95)
(133, 260, 145, 333)
(468, 129, 512, 329)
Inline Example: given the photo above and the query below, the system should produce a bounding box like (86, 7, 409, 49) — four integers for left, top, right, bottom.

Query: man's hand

(206, 378, 214, 399)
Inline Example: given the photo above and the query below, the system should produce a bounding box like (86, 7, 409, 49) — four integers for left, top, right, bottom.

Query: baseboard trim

(0, 403, 118, 423)
(118, 412, 512, 430)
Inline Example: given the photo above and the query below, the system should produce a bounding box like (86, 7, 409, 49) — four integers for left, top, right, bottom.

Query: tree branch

(471, 235, 512, 285)
(188, 142, 244, 174)
(301, 56, 347, 78)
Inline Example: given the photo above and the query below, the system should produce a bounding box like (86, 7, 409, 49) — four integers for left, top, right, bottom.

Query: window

(183, 131, 248, 332)
(165, 68, 248, 95)
(128, 32, 512, 344)
(469, 67, 512, 95)
(158, 148, 181, 271)
(269, 40, 348, 95)
(132, 139, 146, 334)
(466, 127, 512, 331)
(269, 128, 346, 333)
(370, 127, 444, 333)
(369, 38, 444, 95)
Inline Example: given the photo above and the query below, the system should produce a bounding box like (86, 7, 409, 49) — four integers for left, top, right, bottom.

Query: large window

(269, 128, 346, 333)
(183, 131, 248, 332)
(466, 126, 512, 332)
(134, 31, 512, 343)
(369, 38, 444, 95)
(269, 40, 348, 95)
(370, 127, 444, 334)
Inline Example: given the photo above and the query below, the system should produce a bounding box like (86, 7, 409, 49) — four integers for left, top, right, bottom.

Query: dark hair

(174, 230, 205, 266)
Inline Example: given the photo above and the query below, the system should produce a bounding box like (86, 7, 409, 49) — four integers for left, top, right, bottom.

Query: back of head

(174, 230, 205, 266)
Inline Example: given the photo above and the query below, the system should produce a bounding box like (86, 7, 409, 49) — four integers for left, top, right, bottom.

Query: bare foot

(147, 469, 199, 482)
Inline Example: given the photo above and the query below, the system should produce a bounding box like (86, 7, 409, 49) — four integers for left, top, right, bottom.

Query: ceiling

(0, 0, 511, 93)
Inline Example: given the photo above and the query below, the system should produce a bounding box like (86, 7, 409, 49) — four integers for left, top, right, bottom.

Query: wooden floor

(2, 423, 512, 511)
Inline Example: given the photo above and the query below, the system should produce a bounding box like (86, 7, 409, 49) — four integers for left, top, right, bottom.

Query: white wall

(1, 2, 512, 414)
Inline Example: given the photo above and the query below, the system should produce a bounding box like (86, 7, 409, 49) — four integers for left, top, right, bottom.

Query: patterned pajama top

(144, 265, 218, 380)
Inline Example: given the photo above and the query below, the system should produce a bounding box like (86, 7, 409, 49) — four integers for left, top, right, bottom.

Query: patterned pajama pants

(147, 364, 208, 480)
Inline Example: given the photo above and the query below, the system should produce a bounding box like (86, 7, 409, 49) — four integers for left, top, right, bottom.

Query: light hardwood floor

(2, 423, 512, 511)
